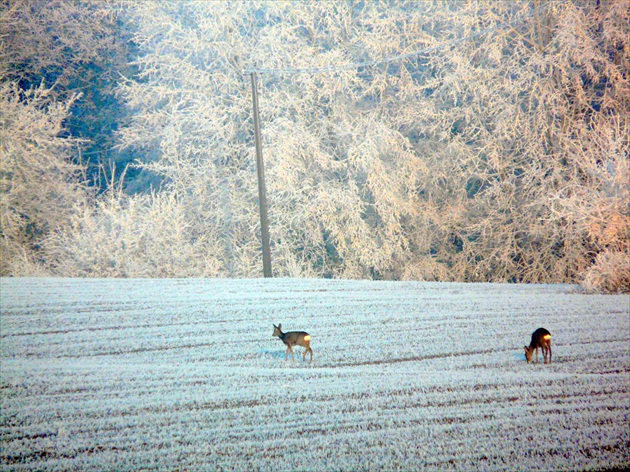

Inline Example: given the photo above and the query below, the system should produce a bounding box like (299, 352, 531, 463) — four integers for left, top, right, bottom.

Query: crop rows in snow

(1, 277, 629, 471)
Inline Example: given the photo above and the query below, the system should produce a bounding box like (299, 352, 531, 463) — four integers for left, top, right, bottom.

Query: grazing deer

(273, 324, 313, 363)
(524, 328, 552, 364)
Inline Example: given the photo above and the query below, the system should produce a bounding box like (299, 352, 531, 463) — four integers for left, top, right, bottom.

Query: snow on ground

(1, 277, 628, 471)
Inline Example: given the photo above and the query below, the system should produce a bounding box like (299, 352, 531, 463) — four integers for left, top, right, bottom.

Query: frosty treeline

(1, 1, 628, 291)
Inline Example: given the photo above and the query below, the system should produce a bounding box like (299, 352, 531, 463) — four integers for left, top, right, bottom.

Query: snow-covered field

(1, 278, 628, 471)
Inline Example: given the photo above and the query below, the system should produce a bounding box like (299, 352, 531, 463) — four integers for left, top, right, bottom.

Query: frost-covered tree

(110, 0, 628, 286)
(1, 0, 137, 188)
(115, 1, 445, 278)
(6, 0, 626, 289)
(45, 186, 224, 277)
(0, 82, 88, 275)
(403, 0, 630, 285)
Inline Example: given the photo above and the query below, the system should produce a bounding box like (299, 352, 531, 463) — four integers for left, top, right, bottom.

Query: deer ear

(524, 346, 528, 351)
(278, 323, 281, 329)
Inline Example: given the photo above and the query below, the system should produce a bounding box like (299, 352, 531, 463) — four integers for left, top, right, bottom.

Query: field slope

(1, 278, 629, 471)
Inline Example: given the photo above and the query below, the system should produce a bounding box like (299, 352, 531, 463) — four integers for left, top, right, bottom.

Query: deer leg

(535, 346, 539, 363)
(286, 345, 295, 361)
(303, 347, 313, 363)
(546, 344, 552, 364)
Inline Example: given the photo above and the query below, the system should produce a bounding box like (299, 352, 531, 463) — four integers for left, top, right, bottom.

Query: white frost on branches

(1, 1, 628, 289)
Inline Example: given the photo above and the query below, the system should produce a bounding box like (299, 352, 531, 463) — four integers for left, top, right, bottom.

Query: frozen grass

(1, 278, 629, 471)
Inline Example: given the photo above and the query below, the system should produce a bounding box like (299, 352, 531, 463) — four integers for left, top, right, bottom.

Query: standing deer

(524, 328, 552, 364)
(273, 324, 313, 363)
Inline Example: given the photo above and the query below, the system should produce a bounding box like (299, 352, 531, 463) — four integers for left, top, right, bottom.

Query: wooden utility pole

(250, 72, 273, 278)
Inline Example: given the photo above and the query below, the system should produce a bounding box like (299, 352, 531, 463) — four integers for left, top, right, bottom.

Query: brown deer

(524, 328, 552, 364)
(273, 324, 313, 363)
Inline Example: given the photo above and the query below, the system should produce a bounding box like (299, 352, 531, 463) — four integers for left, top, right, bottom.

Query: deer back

(530, 327, 551, 348)
(282, 331, 311, 348)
